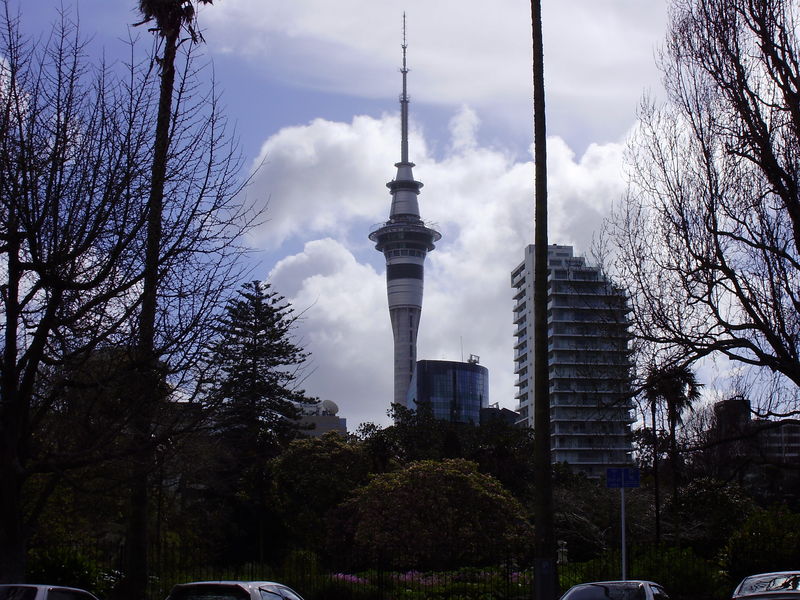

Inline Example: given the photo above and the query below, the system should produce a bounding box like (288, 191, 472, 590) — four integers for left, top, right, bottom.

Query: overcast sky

(24, 0, 672, 429)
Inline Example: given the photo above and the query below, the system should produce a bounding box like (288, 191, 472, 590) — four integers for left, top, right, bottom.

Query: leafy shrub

(559, 546, 721, 600)
(306, 578, 378, 600)
(629, 546, 719, 600)
(719, 506, 800, 591)
(327, 459, 533, 571)
(27, 548, 116, 598)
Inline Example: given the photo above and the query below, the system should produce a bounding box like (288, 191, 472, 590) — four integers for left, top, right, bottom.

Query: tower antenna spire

(400, 12, 409, 164)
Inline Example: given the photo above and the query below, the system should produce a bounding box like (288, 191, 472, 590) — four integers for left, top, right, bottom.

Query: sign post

(606, 467, 640, 580)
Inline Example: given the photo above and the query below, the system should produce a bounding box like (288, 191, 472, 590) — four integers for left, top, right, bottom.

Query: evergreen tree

(211, 281, 317, 454)
(198, 281, 316, 561)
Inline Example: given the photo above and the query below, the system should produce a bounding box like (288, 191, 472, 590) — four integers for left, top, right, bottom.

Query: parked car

(560, 581, 670, 600)
(166, 581, 304, 600)
(733, 572, 800, 600)
(0, 585, 100, 600)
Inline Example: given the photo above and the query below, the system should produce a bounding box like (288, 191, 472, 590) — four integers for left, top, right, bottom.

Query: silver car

(733, 572, 800, 600)
(167, 581, 304, 600)
(0, 585, 100, 600)
(560, 581, 670, 600)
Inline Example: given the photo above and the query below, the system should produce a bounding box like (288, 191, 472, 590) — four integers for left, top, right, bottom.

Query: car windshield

(170, 585, 250, 600)
(566, 583, 647, 600)
(740, 575, 800, 595)
(0, 587, 37, 600)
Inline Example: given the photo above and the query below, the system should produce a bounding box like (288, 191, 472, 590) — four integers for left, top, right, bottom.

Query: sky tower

(369, 19, 441, 408)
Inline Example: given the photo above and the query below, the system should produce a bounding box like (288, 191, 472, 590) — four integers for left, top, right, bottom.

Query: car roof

(740, 574, 800, 581)
(572, 581, 660, 586)
(0, 586, 96, 593)
(735, 573, 800, 595)
(169, 582, 292, 593)
(171, 582, 286, 587)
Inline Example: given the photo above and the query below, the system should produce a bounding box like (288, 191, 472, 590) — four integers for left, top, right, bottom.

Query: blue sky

(22, 0, 678, 428)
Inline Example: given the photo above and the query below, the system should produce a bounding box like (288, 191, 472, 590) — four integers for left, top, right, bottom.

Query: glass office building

(407, 359, 489, 424)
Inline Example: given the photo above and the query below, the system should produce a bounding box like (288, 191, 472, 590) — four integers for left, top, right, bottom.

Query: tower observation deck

(369, 19, 441, 408)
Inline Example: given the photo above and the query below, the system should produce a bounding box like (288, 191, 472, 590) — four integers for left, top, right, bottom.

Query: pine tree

(211, 281, 317, 454)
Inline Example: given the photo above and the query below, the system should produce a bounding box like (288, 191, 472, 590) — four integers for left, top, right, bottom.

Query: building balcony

(548, 331, 631, 341)
(550, 372, 630, 381)
(550, 398, 635, 408)
(547, 313, 630, 325)
(551, 430, 631, 437)
(550, 456, 634, 466)
(550, 410, 634, 420)
(548, 359, 631, 369)
(553, 445, 633, 453)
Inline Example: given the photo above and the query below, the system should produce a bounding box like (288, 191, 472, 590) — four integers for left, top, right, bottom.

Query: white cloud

(246, 114, 427, 250)
(269, 238, 393, 427)
(253, 110, 627, 429)
(448, 106, 480, 154)
(204, 0, 668, 150)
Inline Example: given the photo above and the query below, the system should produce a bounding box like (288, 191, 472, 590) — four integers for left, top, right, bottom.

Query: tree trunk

(668, 405, 680, 543)
(531, 1, 558, 598)
(0, 214, 24, 583)
(651, 399, 661, 544)
(122, 24, 180, 600)
(0, 456, 25, 582)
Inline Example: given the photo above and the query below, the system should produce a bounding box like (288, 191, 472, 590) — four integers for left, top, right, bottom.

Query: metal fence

(27, 543, 726, 600)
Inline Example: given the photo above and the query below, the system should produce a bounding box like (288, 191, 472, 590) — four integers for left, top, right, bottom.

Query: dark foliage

(327, 459, 533, 571)
(210, 281, 317, 451)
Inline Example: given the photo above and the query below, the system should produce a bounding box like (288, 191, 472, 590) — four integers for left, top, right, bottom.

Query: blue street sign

(623, 467, 640, 488)
(606, 467, 640, 488)
(607, 467, 623, 488)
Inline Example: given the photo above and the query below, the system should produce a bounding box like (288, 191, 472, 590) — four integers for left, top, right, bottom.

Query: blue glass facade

(407, 360, 489, 424)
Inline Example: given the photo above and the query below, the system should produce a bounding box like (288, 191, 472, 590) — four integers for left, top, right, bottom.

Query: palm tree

(135, 0, 213, 360)
(644, 363, 702, 542)
(531, 1, 557, 598)
(123, 3, 213, 598)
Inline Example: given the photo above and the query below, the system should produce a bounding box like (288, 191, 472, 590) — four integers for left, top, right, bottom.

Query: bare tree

(609, 0, 800, 416)
(0, 5, 151, 581)
(0, 2, 251, 583)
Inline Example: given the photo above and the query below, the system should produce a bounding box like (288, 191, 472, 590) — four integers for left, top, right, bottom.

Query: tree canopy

(271, 433, 371, 552)
(328, 459, 533, 571)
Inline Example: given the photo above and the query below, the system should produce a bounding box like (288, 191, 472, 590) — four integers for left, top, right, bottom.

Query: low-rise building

(406, 357, 489, 424)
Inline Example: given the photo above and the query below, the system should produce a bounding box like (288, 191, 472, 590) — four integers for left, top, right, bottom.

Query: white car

(0, 585, 101, 600)
(166, 581, 304, 600)
(560, 581, 670, 600)
(733, 572, 800, 600)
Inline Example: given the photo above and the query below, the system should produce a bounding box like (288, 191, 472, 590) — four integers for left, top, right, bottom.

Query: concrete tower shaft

(369, 19, 440, 408)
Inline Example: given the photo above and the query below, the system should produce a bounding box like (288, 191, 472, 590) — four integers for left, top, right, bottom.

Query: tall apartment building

(511, 244, 633, 477)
